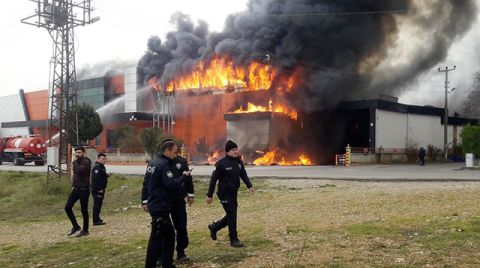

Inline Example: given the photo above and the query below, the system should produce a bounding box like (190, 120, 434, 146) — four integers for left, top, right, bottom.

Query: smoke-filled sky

(0, 0, 248, 95)
(1, 0, 479, 112)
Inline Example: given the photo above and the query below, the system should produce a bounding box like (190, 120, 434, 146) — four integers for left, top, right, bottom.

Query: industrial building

(0, 67, 477, 164)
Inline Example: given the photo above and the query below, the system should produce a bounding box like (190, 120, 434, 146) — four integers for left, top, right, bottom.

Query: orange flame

(230, 99, 298, 120)
(207, 150, 221, 165)
(163, 54, 301, 92)
(253, 149, 312, 166)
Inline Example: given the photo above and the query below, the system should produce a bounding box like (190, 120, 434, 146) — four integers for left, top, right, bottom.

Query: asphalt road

(0, 162, 478, 181)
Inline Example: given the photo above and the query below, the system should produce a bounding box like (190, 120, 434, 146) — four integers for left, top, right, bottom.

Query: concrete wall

(105, 151, 148, 163)
(375, 109, 407, 148)
(376, 109, 463, 150)
(0, 94, 29, 136)
(226, 119, 270, 152)
(351, 153, 408, 164)
(124, 67, 137, 113)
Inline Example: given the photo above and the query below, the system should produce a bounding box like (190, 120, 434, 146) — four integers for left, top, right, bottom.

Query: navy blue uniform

(143, 154, 189, 268)
(90, 161, 108, 224)
(207, 155, 252, 242)
(170, 156, 194, 257)
(419, 147, 426, 166)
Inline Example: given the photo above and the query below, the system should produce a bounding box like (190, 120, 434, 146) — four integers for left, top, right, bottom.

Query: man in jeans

(91, 153, 110, 225)
(65, 146, 92, 237)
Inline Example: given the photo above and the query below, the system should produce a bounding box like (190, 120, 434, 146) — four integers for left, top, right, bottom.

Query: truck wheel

(13, 155, 24, 166)
(35, 161, 45, 166)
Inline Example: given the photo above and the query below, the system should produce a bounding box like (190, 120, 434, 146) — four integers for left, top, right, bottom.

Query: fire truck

(0, 136, 46, 166)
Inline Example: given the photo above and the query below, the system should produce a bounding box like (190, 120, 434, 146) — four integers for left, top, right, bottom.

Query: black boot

(176, 250, 190, 262)
(67, 226, 81, 236)
(230, 240, 245, 248)
(208, 223, 217, 241)
(229, 232, 244, 247)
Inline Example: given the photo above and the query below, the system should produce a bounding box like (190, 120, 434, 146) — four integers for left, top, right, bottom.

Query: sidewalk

(0, 162, 477, 181)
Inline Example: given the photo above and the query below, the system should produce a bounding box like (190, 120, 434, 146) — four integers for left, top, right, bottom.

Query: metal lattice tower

(22, 0, 97, 180)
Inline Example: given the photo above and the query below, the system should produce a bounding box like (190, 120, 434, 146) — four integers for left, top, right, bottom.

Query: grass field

(2, 171, 480, 267)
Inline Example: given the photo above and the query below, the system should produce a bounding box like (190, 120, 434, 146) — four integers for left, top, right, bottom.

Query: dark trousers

(145, 214, 175, 268)
(92, 189, 105, 223)
(212, 197, 239, 241)
(420, 156, 425, 166)
(65, 188, 90, 231)
(171, 199, 189, 255)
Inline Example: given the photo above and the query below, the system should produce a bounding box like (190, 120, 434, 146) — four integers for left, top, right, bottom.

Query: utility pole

(438, 65, 456, 160)
(22, 1, 98, 181)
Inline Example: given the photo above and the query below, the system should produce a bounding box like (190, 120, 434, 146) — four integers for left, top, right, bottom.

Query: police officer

(142, 140, 192, 268)
(206, 140, 255, 247)
(91, 153, 110, 225)
(170, 150, 194, 261)
(419, 146, 426, 166)
(65, 146, 92, 238)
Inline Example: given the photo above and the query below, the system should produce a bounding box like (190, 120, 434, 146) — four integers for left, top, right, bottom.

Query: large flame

(230, 99, 298, 120)
(161, 54, 301, 92)
(253, 149, 312, 166)
(207, 150, 221, 165)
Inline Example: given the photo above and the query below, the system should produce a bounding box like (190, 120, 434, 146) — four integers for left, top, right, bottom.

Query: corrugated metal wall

(0, 94, 30, 136)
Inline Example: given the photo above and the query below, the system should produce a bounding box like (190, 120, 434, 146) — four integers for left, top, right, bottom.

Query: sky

(0, 0, 479, 110)
(0, 0, 249, 95)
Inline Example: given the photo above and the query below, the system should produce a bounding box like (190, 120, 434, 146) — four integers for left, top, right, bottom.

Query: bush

(427, 145, 442, 162)
(405, 142, 418, 163)
(460, 125, 480, 157)
(140, 127, 175, 159)
(110, 125, 142, 148)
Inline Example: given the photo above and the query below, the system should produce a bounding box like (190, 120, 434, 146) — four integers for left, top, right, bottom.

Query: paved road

(0, 162, 478, 181)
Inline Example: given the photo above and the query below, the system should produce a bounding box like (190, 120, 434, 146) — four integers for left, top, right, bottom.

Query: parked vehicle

(0, 136, 46, 166)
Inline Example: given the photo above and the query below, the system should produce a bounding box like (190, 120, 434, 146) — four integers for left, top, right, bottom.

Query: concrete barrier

(105, 152, 149, 163)
(351, 153, 408, 164)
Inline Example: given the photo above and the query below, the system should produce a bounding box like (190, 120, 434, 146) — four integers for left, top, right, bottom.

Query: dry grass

(2, 173, 480, 267)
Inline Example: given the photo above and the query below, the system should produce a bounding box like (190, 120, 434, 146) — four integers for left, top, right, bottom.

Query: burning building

(135, 0, 477, 164)
(0, 0, 478, 165)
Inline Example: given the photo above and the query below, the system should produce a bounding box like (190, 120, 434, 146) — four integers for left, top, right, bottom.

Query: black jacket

(90, 161, 108, 191)
(207, 155, 252, 199)
(419, 148, 426, 158)
(141, 154, 189, 216)
(171, 156, 194, 200)
(72, 157, 92, 188)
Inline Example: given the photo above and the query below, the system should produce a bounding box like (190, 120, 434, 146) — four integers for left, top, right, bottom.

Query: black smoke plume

(138, 0, 477, 111)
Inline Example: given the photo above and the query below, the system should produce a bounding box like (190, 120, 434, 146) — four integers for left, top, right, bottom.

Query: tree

(66, 103, 103, 145)
(460, 125, 480, 157)
(463, 72, 480, 119)
(111, 125, 142, 148)
(140, 127, 175, 159)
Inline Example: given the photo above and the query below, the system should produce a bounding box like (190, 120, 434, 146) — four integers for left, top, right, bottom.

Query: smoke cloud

(138, 0, 477, 111)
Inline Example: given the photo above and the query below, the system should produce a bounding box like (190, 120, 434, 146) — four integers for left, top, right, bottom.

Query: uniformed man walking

(143, 140, 192, 268)
(170, 152, 194, 261)
(206, 140, 255, 247)
(91, 153, 110, 226)
(65, 146, 92, 237)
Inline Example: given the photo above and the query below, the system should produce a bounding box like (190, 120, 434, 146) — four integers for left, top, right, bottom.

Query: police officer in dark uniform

(65, 146, 92, 237)
(418, 146, 426, 166)
(170, 153, 195, 261)
(206, 140, 255, 247)
(90, 153, 110, 225)
(142, 140, 191, 268)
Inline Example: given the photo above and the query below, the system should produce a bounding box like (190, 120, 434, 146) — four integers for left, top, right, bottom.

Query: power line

(262, 7, 470, 17)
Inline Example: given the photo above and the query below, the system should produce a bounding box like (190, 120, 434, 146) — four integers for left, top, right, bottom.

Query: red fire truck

(0, 136, 46, 166)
